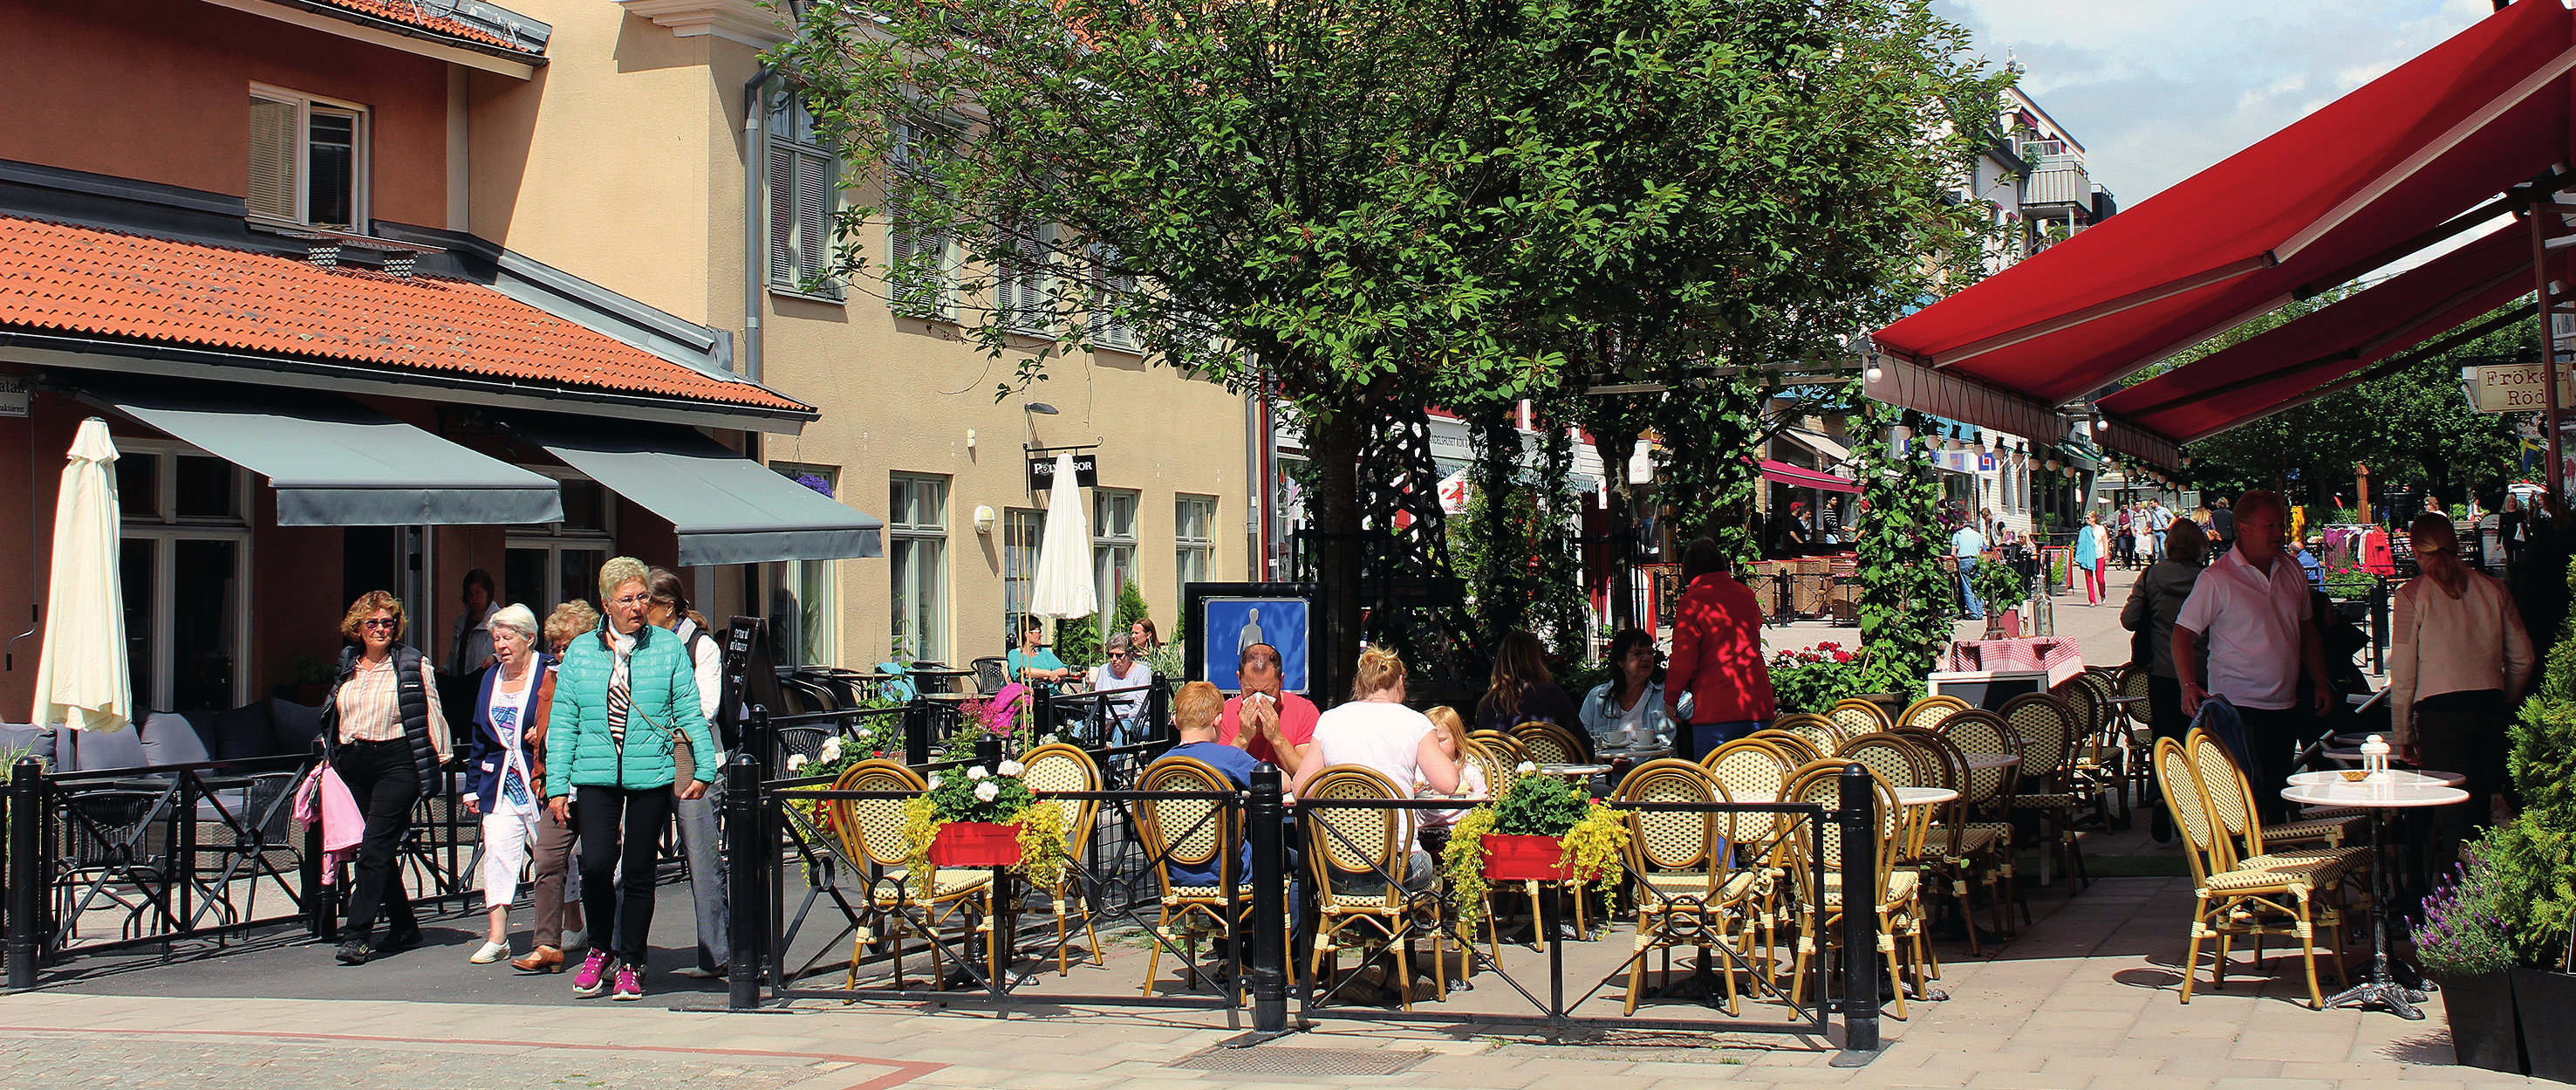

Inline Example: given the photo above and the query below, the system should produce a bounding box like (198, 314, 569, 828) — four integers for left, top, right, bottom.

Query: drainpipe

(741, 65, 771, 383)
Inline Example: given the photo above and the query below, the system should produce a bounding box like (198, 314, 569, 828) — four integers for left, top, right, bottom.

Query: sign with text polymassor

(1026, 452, 1098, 490)
(2470, 362, 2576, 413)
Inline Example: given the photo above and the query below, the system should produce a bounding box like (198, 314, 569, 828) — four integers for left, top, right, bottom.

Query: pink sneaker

(572, 949, 615, 997)
(611, 965, 644, 1001)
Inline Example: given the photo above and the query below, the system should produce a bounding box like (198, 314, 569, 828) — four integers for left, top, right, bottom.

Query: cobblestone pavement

(0, 1028, 914, 1090)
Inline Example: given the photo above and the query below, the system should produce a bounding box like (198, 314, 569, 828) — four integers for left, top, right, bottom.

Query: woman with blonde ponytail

(2391, 512, 2534, 878)
(1299, 647, 1461, 876)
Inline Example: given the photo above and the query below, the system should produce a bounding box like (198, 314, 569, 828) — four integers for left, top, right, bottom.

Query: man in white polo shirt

(2173, 490, 2329, 820)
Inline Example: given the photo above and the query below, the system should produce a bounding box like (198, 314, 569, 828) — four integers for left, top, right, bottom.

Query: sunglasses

(359, 618, 398, 631)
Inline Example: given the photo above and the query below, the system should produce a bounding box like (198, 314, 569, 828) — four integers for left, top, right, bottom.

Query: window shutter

(248, 97, 298, 220)
(768, 145, 798, 288)
(796, 149, 834, 296)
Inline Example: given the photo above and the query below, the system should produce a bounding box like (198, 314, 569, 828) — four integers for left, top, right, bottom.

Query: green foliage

(2321, 565, 2381, 600)
(2490, 555, 2576, 970)
(1054, 618, 1101, 670)
(1438, 775, 1631, 926)
(1852, 403, 1949, 700)
(1490, 771, 1593, 836)
(1971, 559, 2026, 616)
(2415, 842, 2515, 977)
(1768, 641, 1866, 716)
(1111, 579, 1151, 641)
(1650, 369, 1767, 564)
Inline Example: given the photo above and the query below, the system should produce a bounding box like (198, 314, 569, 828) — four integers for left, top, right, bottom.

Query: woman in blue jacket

(462, 604, 550, 965)
(545, 557, 716, 1001)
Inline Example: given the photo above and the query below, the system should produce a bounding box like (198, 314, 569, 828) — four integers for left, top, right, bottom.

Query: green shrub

(2489, 555, 2576, 970)
(1111, 579, 1151, 641)
(1770, 641, 1866, 715)
(1971, 558, 2025, 614)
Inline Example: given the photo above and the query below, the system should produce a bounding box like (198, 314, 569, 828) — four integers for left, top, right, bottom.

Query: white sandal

(469, 941, 513, 964)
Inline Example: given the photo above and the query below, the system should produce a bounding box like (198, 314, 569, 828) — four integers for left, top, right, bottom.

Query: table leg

(2318, 810, 2426, 1019)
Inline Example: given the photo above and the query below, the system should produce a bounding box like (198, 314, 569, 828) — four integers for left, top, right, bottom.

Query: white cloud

(1935, 0, 2493, 202)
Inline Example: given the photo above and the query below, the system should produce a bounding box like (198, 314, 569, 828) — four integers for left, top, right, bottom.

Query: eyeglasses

(359, 618, 398, 631)
(610, 593, 652, 607)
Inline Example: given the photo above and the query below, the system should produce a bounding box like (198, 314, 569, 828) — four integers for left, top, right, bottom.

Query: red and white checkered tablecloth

(1946, 637, 2085, 686)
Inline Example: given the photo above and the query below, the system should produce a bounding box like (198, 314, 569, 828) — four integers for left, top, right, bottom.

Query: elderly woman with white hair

(462, 601, 551, 963)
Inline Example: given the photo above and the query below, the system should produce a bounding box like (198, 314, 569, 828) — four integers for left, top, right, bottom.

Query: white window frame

(768, 92, 843, 303)
(889, 473, 951, 664)
(1091, 488, 1138, 641)
(117, 439, 253, 712)
(887, 120, 956, 319)
(1087, 242, 1138, 352)
(248, 83, 369, 231)
(505, 467, 618, 610)
(1174, 494, 1215, 610)
(996, 222, 1055, 335)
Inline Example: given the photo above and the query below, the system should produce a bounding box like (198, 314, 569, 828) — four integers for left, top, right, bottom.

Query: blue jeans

(1684, 720, 1765, 763)
(1957, 555, 1984, 618)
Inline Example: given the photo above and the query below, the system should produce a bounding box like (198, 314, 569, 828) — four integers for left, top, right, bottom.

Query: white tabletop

(2279, 780, 2469, 809)
(1964, 753, 2020, 771)
(1597, 746, 1676, 762)
(1538, 764, 1610, 778)
(1894, 786, 1959, 806)
(2288, 768, 2467, 789)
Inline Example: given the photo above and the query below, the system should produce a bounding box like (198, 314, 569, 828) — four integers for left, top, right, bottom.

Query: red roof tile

(311, 0, 540, 54)
(0, 216, 809, 415)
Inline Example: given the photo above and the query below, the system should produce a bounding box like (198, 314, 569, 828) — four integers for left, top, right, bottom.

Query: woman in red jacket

(1662, 538, 1777, 760)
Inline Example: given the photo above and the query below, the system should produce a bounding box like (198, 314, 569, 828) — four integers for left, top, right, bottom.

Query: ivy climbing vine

(1853, 401, 1951, 699)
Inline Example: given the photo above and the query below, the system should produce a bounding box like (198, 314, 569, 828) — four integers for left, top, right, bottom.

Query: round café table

(1535, 764, 1610, 785)
(2287, 768, 2465, 789)
(1963, 752, 2020, 771)
(1893, 786, 1958, 806)
(2280, 777, 2468, 1020)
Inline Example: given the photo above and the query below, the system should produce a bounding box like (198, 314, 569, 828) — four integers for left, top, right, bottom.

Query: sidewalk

(0, 826, 2539, 1090)
(1762, 565, 2146, 667)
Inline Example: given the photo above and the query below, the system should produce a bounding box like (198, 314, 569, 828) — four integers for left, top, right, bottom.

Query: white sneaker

(469, 941, 512, 964)
(561, 929, 587, 951)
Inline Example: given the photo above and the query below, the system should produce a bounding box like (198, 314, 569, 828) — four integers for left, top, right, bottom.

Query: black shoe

(380, 925, 423, 953)
(335, 940, 372, 965)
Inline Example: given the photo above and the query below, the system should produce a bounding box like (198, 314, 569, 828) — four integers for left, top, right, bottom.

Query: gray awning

(77, 379, 561, 525)
(521, 417, 884, 566)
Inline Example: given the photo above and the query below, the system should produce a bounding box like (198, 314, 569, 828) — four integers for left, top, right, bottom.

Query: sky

(1932, 0, 2499, 205)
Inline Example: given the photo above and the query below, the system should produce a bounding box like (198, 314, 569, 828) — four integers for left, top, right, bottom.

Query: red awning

(1759, 460, 1861, 494)
(1868, 0, 2576, 467)
(2099, 220, 2534, 443)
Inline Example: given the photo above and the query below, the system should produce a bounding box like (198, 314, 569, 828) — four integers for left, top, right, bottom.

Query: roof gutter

(0, 329, 817, 434)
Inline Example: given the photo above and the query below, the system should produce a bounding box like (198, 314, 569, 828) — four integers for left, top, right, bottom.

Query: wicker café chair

(1459, 737, 1520, 801)
(1302, 765, 1445, 1010)
(1614, 759, 1757, 1015)
(1468, 730, 1520, 758)
(1897, 695, 1971, 733)
(2183, 730, 2369, 909)
(1133, 755, 1288, 998)
(2154, 739, 2347, 1009)
(1018, 743, 1104, 975)
(2000, 693, 2087, 888)
(1826, 699, 1895, 740)
(1701, 738, 1798, 977)
(1893, 725, 1999, 956)
(826, 759, 994, 991)
(1772, 714, 1845, 755)
(2058, 675, 2129, 827)
(1749, 729, 1824, 764)
(1510, 722, 1586, 766)
(1932, 709, 2027, 934)
(1785, 759, 1923, 1019)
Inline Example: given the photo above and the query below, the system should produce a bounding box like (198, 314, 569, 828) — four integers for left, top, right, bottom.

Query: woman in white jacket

(2390, 514, 2534, 879)
(647, 567, 731, 979)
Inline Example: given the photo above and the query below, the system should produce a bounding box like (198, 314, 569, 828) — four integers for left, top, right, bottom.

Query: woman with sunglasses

(546, 557, 715, 1001)
(323, 591, 451, 965)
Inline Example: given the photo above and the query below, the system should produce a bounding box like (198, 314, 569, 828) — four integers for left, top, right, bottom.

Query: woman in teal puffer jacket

(544, 556, 715, 1002)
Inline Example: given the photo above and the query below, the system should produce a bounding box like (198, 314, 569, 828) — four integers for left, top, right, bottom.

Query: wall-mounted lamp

(973, 505, 997, 534)
(966, 428, 978, 449)
(1024, 402, 1060, 415)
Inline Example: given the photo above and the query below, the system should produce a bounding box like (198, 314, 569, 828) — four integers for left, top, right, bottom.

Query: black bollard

(8, 758, 42, 990)
(1247, 763, 1289, 1036)
(1836, 761, 1881, 1057)
(747, 704, 773, 777)
(976, 732, 1003, 769)
(725, 753, 763, 1011)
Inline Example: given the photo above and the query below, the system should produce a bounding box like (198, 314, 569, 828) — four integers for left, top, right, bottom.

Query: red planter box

(1482, 833, 1574, 881)
(928, 821, 1022, 867)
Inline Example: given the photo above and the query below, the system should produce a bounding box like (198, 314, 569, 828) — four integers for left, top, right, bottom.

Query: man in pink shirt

(1217, 642, 1319, 778)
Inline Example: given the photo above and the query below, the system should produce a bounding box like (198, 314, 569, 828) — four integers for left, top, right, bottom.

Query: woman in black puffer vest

(319, 590, 451, 965)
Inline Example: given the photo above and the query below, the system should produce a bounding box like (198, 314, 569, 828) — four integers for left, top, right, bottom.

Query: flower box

(927, 821, 1022, 867)
(1481, 833, 1573, 881)
(2514, 967, 2575, 1082)
(2429, 969, 2522, 1073)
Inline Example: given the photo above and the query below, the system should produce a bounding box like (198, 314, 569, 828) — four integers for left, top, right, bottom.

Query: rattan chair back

(1897, 695, 1971, 732)
(1613, 758, 1730, 878)
(1510, 722, 1584, 765)
(1137, 756, 1236, 894)
(1826, 699, 1893, 739)
(1018, 743, 1102, 860)
(1932, 710, 2021, 809)
(1301, 765, 1410, 908)
(1999, 693, 2076, 783)
(1836, 731, 1930, 789)
(1773, 713, 1844, 753)
(1460, 737, 1520, 799)
(830, 759, 926, 871)
(1750, 729, 1823, 764)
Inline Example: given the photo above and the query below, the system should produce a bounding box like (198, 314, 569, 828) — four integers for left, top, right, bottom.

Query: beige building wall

(468, 0, 1249, 672)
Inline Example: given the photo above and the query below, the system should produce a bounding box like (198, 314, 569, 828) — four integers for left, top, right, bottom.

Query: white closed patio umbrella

(32, 418, 131, 733)
(1027, 451, 1097, 622)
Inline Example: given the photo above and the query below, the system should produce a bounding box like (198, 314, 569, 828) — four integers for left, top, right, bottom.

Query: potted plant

(1767, 641, 1867, 716)
(1439, 769, 1630, 928)
(2413, 843, 2522, 1073)
(2488, 554, 2576, 1082)
(901, 759, 1070, 888)
(1971, 558, 2026, 635)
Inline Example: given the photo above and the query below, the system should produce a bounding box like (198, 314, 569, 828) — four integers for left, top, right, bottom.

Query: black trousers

(577, 785, 673, 964)
(2234, 704, 2310, 825)
(332, 738, 420, 943)
(2415, 689, 2510, 881)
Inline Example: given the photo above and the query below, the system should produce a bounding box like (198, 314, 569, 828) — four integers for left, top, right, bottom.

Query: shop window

(1092, 489, 1138, 641)
(118, 443, 249, 712)
(769, 464, 839, 667)
(890, 474, 950, 663)
(1175, 494, 1215, 608)
(507, 476, 615, 613)
(1001, 507, 1042, 648)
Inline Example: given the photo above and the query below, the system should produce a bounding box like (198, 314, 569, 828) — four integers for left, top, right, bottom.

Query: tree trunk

(1307, 405, 1367, 705)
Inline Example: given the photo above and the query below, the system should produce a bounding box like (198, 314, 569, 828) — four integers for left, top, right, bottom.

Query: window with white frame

(1088, 242, 1137, 350)
(118, 444, 253, 712)
(889, 474, 950, 663)
(506, 475, 618, 614)
(768, 463, 840, 666)
(996, 223, 1054, 333)
(887, 120, 954, 318)
(768, 92, 841, 301)
(1174, 495, 1215, 607)
(248, 86, 366, 230)
(1001, 507, 1043, 647)
(1092, 489, 1138, 640)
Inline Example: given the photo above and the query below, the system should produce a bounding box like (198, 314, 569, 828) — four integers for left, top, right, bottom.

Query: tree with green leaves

(1852, 402, 1951, 697)
(777, 0, 2005, 693)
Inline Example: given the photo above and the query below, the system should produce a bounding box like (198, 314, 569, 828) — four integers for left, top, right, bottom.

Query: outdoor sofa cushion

(0, 723, 57, 769)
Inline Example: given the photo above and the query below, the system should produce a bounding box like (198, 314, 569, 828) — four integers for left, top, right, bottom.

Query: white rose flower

(926, 774, 942, 790)
(820, 737, 844, 762)
(966, 766, 989, 781)
(974, 780, 1001, 803)
(1039, 734, 1060, 745)
(1516, 761, 1539, 774)
(998, 759, 1025, 777)
(785, 754, 809, 771)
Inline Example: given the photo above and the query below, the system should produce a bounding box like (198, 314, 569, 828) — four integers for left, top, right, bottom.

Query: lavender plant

(2414, 843, 2513, 977)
